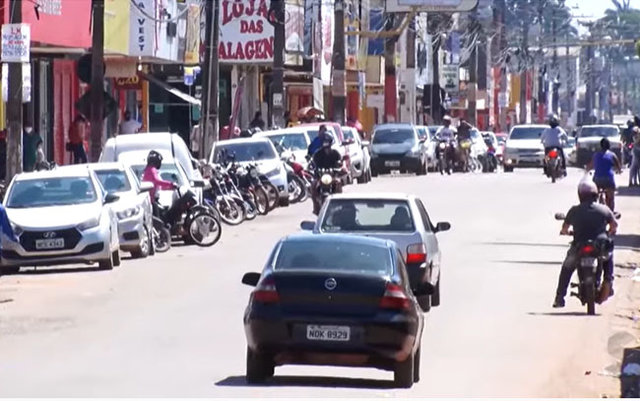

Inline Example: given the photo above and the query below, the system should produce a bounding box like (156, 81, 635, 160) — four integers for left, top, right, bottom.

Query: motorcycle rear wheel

(152, 219, 171, 253)
(263, 182, 279, 211)
(584, 277, 596, 315)
(188, 211, 222, 247)
(253, 187, 269, 215)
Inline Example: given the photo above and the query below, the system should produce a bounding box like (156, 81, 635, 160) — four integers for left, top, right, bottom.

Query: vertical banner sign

(185, 4, 201, 64)
(218, 0, 274, 63)
(129, 0, 154, 57)
(345, 0, 359, 70)
(320, 1, 334, 85)
(285, 1, 304, 54)
(1, 24, 30, 63)
(439, 49, 459, 94)
(2, 63, 31, 102)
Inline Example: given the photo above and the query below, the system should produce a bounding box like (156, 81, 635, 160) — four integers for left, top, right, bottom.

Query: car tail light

(406, 243, 427, 264)
(548, 149, 558, 158)
(580, 244, 595, 255)
(379, 283, 410, 310)
(252, 277, 279, 304)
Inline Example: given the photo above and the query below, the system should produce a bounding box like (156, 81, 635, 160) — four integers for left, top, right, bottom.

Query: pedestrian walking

(249, 111, 265, 130)
(68, 114, 88, 164)
(22, 125, 42, 172)
(119, 110, 141, 135)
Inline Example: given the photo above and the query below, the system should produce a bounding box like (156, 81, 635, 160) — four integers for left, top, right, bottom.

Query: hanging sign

(218, 0, 274, 63)
(1, 24, 30, 63)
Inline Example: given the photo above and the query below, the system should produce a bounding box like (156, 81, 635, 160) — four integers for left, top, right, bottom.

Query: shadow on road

(481, 241, 567, 248)
(613, 234, 640, 251)
(493, 260, 562, 266)
(215, 375, 394, 389)
(617, 186, 640, 197)
(527, 311, 601, 317)
(12, 266, 104, 276)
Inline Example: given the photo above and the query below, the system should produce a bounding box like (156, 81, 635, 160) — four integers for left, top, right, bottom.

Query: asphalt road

(0, 168, 634, 397)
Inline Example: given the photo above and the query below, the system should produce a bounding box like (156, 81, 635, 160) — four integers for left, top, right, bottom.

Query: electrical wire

(129, 0, 199, 23)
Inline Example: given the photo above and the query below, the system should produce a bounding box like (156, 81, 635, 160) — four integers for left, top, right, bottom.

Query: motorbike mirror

(435, 222, 451, 232)
(412, 281, 434, 297)
(300, 221, 315, 231)
(241, 272, 261, 287)
(554, 212, 566, 221)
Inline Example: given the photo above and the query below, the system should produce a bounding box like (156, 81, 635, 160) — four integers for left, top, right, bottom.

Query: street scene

(0, 0, 640, 398)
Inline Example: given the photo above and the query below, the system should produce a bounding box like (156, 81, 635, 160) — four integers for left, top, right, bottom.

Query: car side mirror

(242, 272, 261, 287)
(139, 181, 154, 193)
(412, 281, 434, 296)
(300, 220, 315, 230)
(191, 179, 205, 188)
(104, 192, 120, 204)
(435, 222, 451, 232)
(361, 140, 370, 147)
(554, 212, 566, 221)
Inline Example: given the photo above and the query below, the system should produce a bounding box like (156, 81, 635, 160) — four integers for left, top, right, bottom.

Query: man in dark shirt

(553, 180, 618, 308)
(311, 136, 343, 214)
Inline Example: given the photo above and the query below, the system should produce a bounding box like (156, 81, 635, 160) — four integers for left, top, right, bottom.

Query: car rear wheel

(418, 295, 431, 312)
(246, 347, 274, 384)
(371, 168, 378, 177)
(394, 353, 414, 388)
(431, 276, 441, 307)
(413, 347, 421, 383)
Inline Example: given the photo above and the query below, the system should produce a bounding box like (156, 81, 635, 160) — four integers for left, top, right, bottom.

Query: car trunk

(272, 270, 389, 317)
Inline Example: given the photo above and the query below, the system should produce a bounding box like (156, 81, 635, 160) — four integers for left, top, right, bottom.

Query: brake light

(252, 278, 279, 303)
(580, 244, 595, 255)
(406, 243, 427, 264)
(548, 149, 558, 158)
(379, 283, 411, 310)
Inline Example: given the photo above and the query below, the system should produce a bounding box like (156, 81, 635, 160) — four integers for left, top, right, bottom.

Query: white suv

(503, 125, 547, 172)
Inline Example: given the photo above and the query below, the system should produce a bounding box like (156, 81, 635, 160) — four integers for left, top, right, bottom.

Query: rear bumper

(371, 156, 421, 172)
(245, 314, 419, 369)
(503, 152, 544, 167)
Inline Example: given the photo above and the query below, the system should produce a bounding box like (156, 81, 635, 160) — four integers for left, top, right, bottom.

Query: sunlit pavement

(0, 167, 638, 397)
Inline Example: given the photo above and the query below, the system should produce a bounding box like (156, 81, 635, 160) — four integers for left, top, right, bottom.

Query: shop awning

(139, 72, 201, 107)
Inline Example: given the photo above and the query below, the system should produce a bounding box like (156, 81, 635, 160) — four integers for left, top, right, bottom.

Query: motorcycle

(312, 167, 343, 215)
(623, 142, 633, 168)
(205, 165, 246, 226)
(155, 185, 222, 247)
(544, 148, 565, 183)
(281, 151, 310, 203)
(482, 139, 498, 173)
(554, 213, 613, 315)
(436, 139, 456, 175)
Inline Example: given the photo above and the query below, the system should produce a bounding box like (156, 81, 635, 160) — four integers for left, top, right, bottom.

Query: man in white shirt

(119, 110, 141, 135)
(540, 114, 568, 174)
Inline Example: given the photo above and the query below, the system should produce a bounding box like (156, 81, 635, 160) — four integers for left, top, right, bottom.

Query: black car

(241, 233, 429, 388)
(370, 124, 428, 176)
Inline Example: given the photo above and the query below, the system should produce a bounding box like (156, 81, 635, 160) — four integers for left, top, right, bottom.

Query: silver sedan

(301, 192, 451, 312)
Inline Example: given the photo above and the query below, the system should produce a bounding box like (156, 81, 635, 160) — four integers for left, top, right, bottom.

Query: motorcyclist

(457, 120, 473, 172)
(553, 179, 617, 308)
(142, 150, 177, 215)
(307, 124, 330, 158)
(587, 138, 622, 217)
(311, 135, 344, 214)
(435, 115, 457, 161)
(540, 114, 568, 176)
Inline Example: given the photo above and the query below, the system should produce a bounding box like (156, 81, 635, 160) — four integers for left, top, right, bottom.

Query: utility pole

(384, 14, 398, 122)
(551, 4, 559, 116)
(89, 0, 105, 162)
(468, 40, 478, 126)
(497, 0, 507, 131)
(331, 0, 346, 125)
(270, 0, 285, 128)
(585, 42, 594, 124)
(200, 0, 220, 154)
(405, 17, 416, 124)
(6, 0, 23, 181)
(519, 20, 529, 124)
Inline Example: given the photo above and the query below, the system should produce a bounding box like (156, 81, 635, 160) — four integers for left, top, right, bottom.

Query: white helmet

(578, 179, 598, 202)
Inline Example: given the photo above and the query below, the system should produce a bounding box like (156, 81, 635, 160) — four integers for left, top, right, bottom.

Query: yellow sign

(104, 0, 130, 55)
(184, 4, 201, 65)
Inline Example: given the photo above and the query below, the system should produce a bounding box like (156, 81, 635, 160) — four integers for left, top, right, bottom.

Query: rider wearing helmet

(307, 124, 330, 158)
(587, 138, 621, 215)
(553, 179, 618, 308)
(540, 114, 568, 175)
(435, 115, 457, 142)
(311, 135, 344, 214)
(142, 150, 177, 212)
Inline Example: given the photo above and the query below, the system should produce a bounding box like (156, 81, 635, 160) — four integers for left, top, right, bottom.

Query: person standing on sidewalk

(22, 125, 42, 172)
(190, 122, 202, 159)
(119, 110, 141, 135)
(68, 114, 88, 164)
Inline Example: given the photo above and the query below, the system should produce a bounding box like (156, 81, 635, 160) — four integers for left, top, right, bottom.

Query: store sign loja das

(218, 0, 274, 63)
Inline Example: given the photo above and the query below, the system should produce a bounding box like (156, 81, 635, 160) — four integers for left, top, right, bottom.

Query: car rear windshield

(265, 133, 307, 151)
(274, 239, 393, 275)
(372, 128, 416, 144)
(94, 169, 132, 193)
(579, 127, 619, 138)
(130, 164, 186, 186)
(509, 127, 544, 140)
(7, 177, 97, 208)
(321, 199, 415, 233)
(214, 142, 276, 162)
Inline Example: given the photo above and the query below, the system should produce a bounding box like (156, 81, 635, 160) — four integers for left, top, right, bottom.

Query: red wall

(53, 60, 80, 165)
(3, 0, 91, 48)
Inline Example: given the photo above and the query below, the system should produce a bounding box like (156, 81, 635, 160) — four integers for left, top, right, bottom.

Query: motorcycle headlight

(439, 143, 446, 149)
(249, 168, 259, 178)
(78, 216, 100, 231)
(116, 206, 141, 220)
(320, 174, 333, 186)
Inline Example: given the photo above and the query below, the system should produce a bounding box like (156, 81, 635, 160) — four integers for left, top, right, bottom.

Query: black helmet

(147, 150, 163, 169)
(548, 114, 559, 127)
(321, 134, 334, 148)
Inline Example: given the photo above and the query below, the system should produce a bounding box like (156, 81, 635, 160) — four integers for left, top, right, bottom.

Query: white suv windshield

(7, 177, 97, 208)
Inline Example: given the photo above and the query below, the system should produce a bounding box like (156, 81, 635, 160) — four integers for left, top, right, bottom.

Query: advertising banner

(219, 0, 274, 63)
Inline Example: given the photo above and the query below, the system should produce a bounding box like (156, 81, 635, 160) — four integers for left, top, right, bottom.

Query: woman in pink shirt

(142, 151, 176, 208)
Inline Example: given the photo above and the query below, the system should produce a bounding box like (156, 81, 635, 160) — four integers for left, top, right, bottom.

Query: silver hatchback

(301, 193, 450, 312)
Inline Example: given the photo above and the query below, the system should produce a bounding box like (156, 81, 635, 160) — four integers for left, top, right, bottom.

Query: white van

(99, 133, 203, 183)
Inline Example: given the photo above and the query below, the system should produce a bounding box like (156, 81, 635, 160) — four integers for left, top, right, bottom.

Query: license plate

(385, 160, 400, 167)
(35, 238, 65, 250)
(306, 325, 350, 342)
(580, 257, 597, 267)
